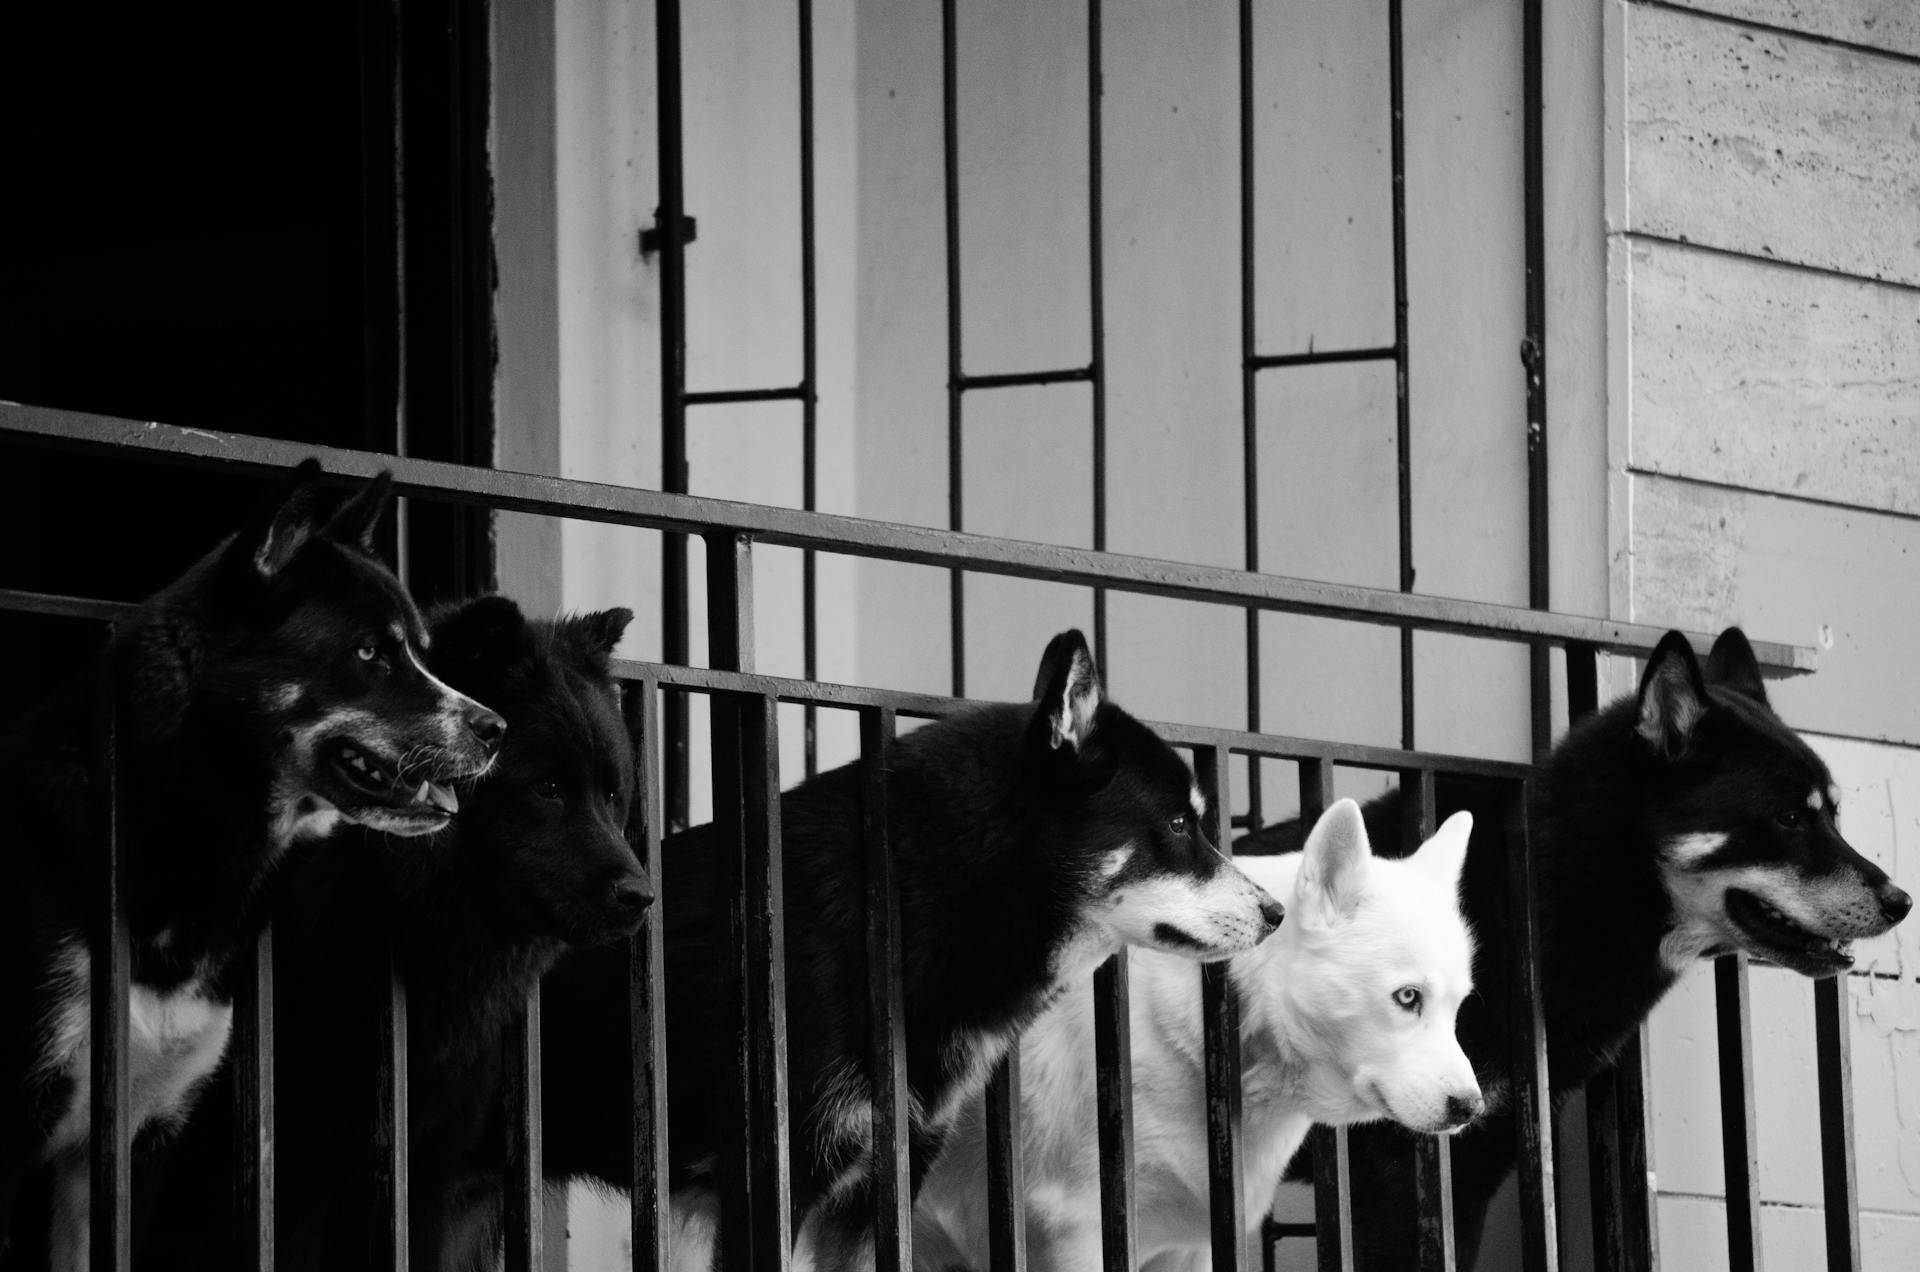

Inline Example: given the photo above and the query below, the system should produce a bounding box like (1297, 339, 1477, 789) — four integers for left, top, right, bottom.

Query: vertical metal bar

(627, 679, 672, 1272)
(1093, 953, 1137, 1270)
(1504, 781, 1559, 1272)
(1087, 0, 1109, 674)
(1406, 770, 1456, 1272)
(707, 533, 761, 1269)
(656, 0, 692, 834)
(1570, 639, 1654, 1272)
(1387, 0, 1415, 752)
(232, 924, 275, 1271)
(1615, 1032, 1656, 1272)
(941, 0, 966, 698)
(1522, 0, 1551, 769)
(1198, 745, 1246, 1271)
(501, 983, 544, 1272)
(743, 692, 792, 1270)
(1300, 760, 1354, 1272)
(373, 942, 410, 1272)
(1236, 0, 1263, 831)
(88, 659, 131, 1272)
(798, 0, 821, 779)
(986, 1052, 1027, 1272)
(862, 708, 911, 1271)
(1814, 976, 1861, 1271)
(1715, 954, 1763, 1272)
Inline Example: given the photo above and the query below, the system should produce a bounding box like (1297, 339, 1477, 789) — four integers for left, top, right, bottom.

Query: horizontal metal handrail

(0, 402, 1818, 674)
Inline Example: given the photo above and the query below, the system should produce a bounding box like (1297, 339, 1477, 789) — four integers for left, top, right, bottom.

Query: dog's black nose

(611, 876, 654, 913)
(1445, 1092, 1485, 1127)
(466, 705, 507, 749)
(1259, 897, 1286, 932)
(1879, 883, 1912, 924)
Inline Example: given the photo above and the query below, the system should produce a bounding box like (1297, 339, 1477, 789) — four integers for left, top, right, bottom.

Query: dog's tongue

(414, 781, 460, 815)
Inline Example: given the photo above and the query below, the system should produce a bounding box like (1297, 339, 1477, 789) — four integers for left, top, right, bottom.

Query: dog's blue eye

(534, 778, 563, 802)
(1393, 986, 1423, 1013)
(1169, 814, 1189, 835)
(356, 645, 378, 662)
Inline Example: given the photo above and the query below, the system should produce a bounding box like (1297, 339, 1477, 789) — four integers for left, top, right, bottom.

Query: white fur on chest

(40, 940, 236, 1158)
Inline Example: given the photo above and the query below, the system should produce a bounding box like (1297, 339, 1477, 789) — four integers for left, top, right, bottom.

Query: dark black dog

(0, 462, 503, 1268)
(1245, 628, 1911, 1269)
(140, 595, 647, 1271)
(537, 629, 1283, 1268)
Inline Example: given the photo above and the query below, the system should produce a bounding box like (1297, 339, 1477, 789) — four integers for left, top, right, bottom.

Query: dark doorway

(0, 1, 495, 710)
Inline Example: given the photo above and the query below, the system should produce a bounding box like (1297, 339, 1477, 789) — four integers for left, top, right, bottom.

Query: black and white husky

(1243, 628, 1913, 1269)
(537, 629, 1284, 1269)
(140, 596, 648, 1272)
(0, 461, 504, 1267)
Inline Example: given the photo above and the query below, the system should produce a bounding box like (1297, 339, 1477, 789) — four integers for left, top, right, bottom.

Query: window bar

(1086, 0, 1108, 673)
(862, 707, 912, 1271)
(1300, 760, 1355, 1272)
(1504, 779, 1559, 1271)
(232, 924, 275, 1271)
(798, 0, 821, 779)
(1197, 745, 1247, 1270)
(1521, 0, 1552, 767)
(683, 385, 810, 407)
(88, 653, 131, 1272)
(986, 1049, 1028, 1271)
(1236, 0, 1262, 835)
(941, 0, 966, 699)
(373, 939, 410, 1271)
(501, 982, 544, 1272)
(1814, 975, 1861, 1270)
(1715, 953, 1762, 1272)
(1406, 769, 1457, 1272)
(1387, 0, 1414, 752)
(655, 0, 693, 835)
(627, 678, 673, 1272)
(1248, 347, 1398, 371)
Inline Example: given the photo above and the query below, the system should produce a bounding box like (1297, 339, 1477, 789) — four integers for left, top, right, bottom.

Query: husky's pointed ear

(1029, 629, 1104, 752)
(556, 607, 635, 677)
(323, 469, 395, 554)
(1705, 627, 1768, 707)
(1296, 799, 1372, 932)
(429, 595, 533, 691)
(236, 458, 325, 579)
(1637, 631, 1711, 758)
(1415, 811, 1473, 892)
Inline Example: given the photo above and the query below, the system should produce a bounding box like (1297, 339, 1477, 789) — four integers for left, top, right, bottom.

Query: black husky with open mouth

(0, 460, 504, 1268)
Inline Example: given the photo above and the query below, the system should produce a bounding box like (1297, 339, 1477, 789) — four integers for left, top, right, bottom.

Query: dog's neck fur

(1529, 697, 1688, 1092)
(106, 557, 308, 995)
(872, 704, 1124, 1125)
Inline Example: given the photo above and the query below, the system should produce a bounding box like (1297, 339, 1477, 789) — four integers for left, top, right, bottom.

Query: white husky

(913, 798, 1482, 1270)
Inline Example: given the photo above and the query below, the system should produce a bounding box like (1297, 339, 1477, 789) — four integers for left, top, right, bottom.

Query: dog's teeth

(423, 782, 459, 815)
(414, 780, 431, 804)
(351, 756, 369, 773)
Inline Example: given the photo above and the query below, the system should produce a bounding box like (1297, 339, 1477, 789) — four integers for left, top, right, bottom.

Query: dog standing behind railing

(0, 462, 505, 1270)
(913, 797, 1482, 1269)
(138, 595, 649, 1272)
(1250, 628, 1914, 1270)
(536, 629, 1285, 1271)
